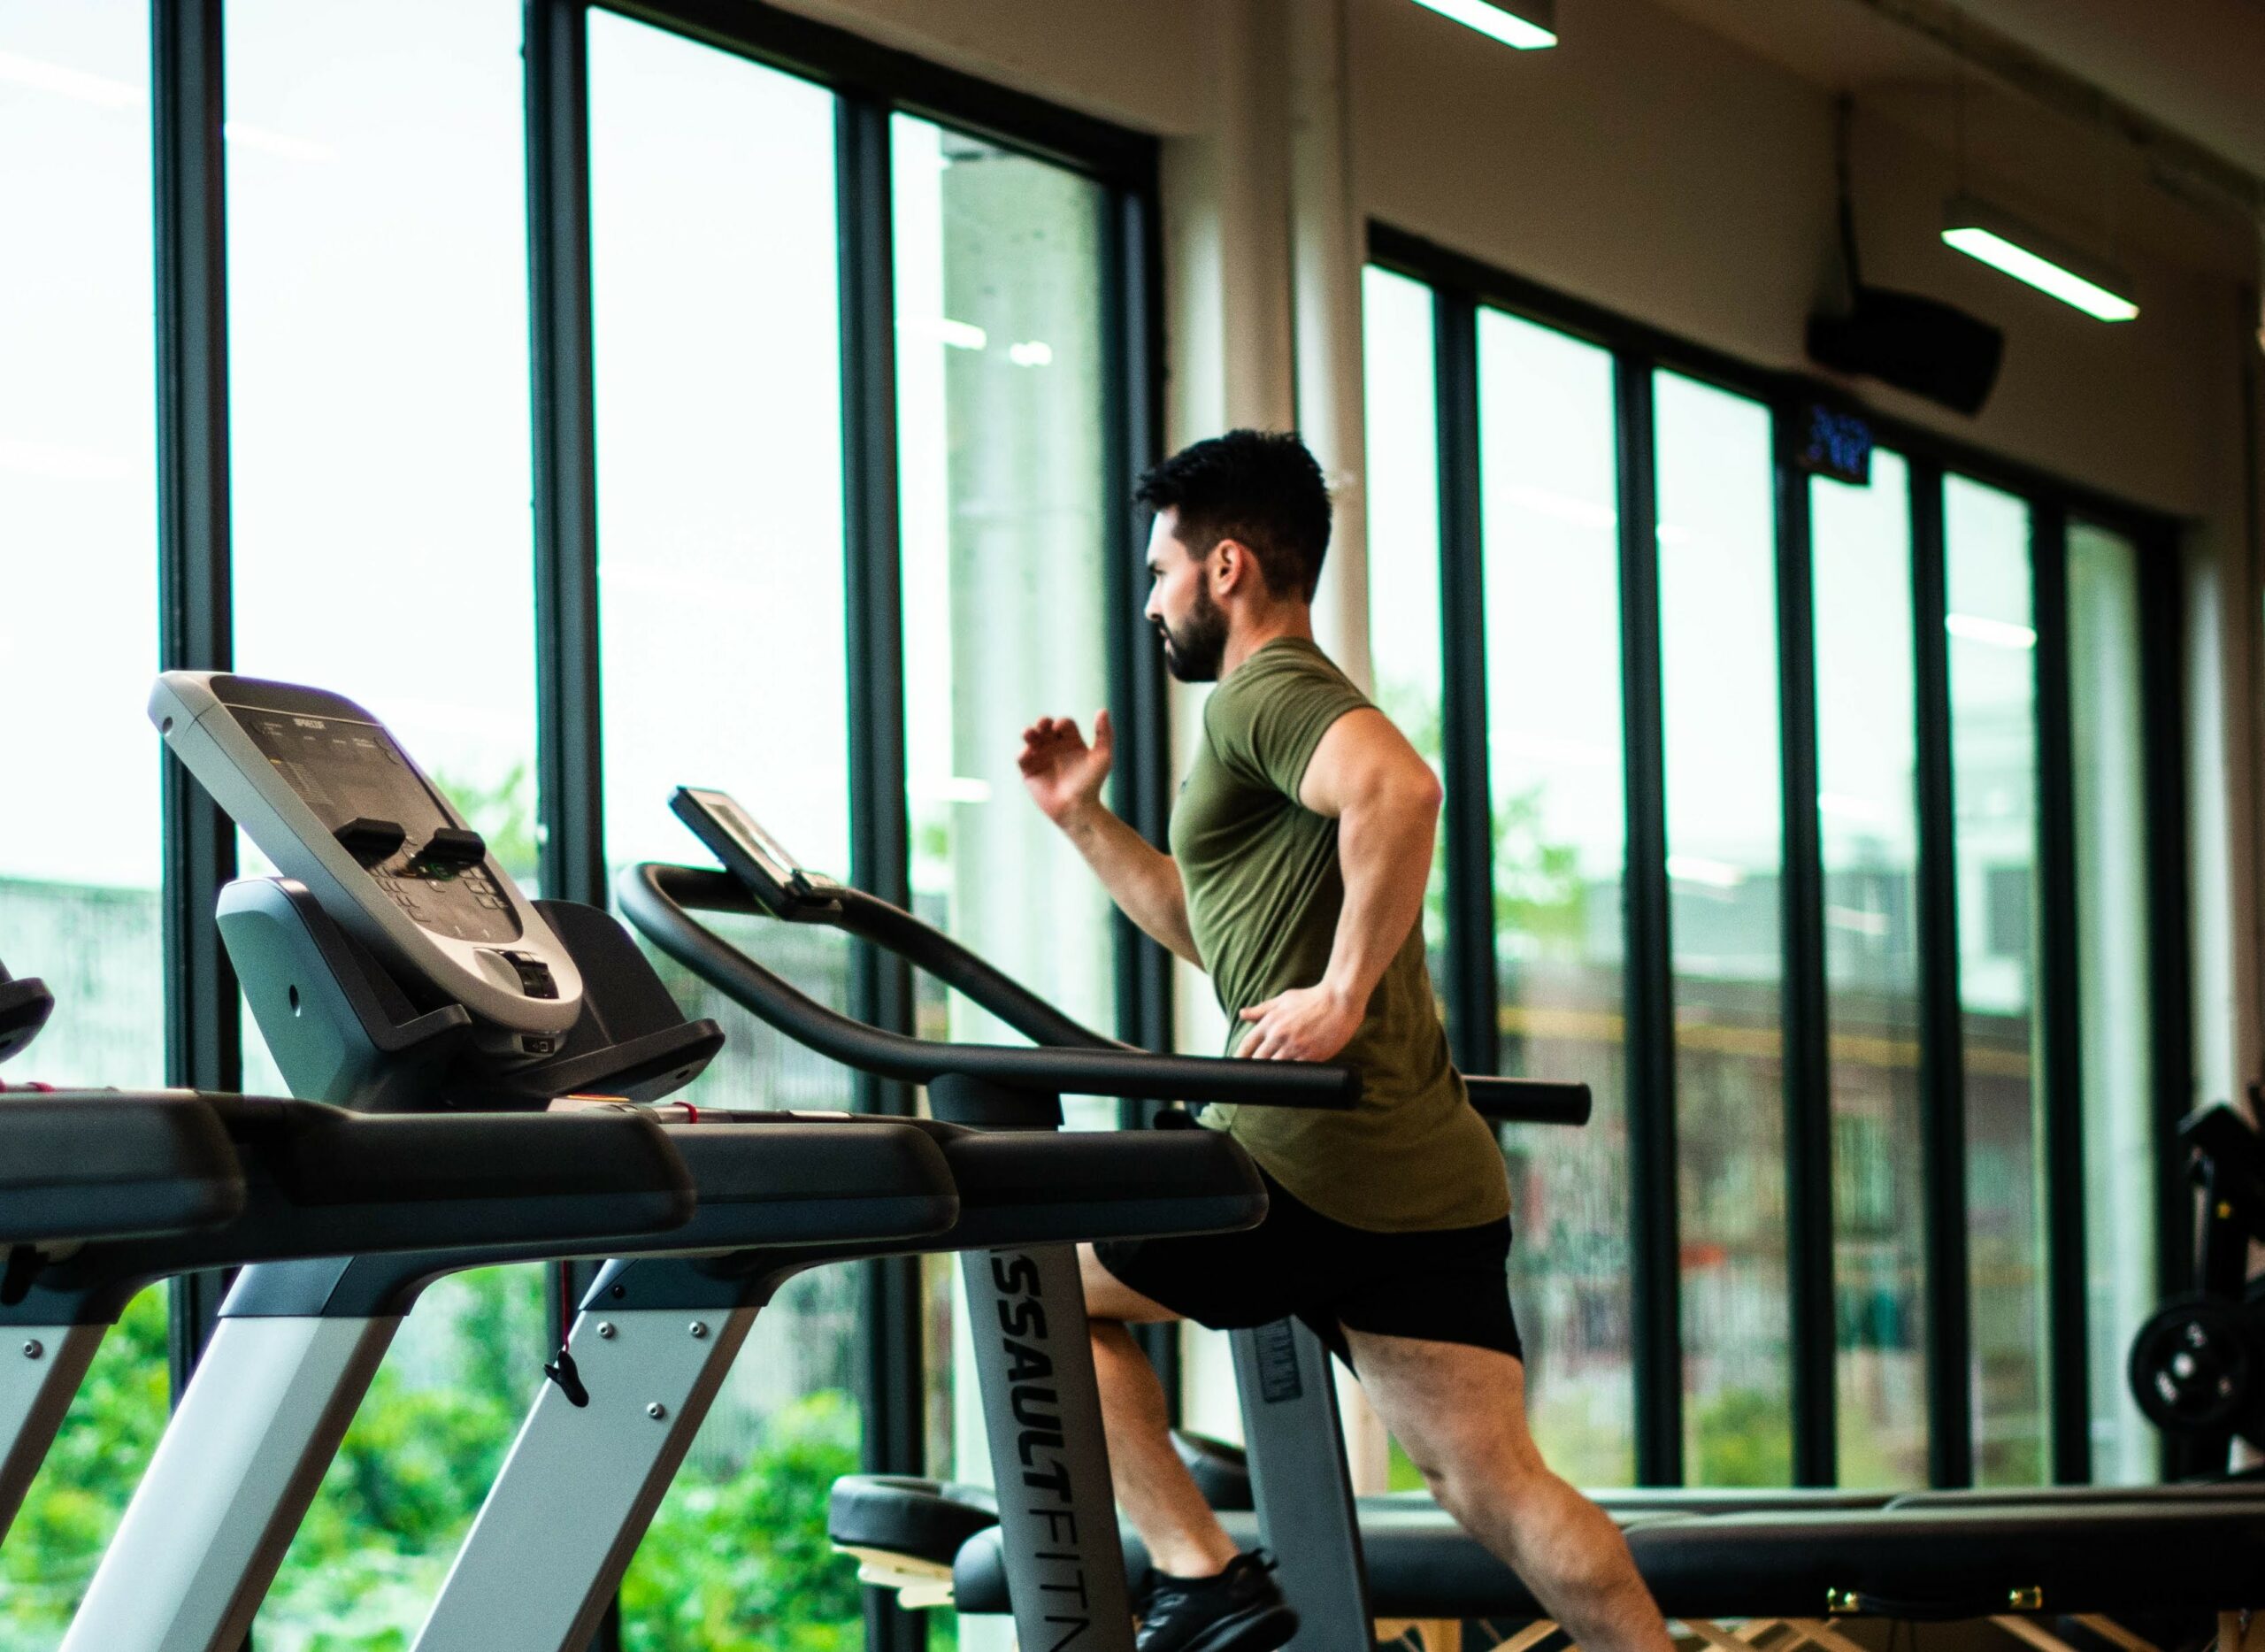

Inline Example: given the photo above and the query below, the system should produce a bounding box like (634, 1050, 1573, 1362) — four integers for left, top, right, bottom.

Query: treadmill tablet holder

(671, 787, 840, 918)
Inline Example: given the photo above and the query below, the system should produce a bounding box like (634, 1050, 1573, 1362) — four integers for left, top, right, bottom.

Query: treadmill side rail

(59, 1314, 398, 1652)
(964, 1245, 1135, 1652)
(411, 1304, 761, 1652)
(0, 1322, 105, 1542)
(1231, 1320, 1376, 1652)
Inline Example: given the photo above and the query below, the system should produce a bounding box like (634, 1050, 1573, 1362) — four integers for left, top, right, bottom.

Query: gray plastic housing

(150, 672, 580, 1038)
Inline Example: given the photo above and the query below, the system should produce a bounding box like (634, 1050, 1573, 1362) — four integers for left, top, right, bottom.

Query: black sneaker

(1133, 1548, 1299, 1652)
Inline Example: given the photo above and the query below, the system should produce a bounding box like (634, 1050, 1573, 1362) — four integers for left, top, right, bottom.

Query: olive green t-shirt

(1171, 638, 1509, 1233)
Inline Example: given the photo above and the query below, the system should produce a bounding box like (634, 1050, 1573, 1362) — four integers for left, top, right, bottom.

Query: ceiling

(1644, 0, 2265, 277)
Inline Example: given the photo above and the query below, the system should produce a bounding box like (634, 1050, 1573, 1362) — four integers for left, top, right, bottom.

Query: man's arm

(1235, 708, 1441, 1062)
(1018, 711, 1203, 967)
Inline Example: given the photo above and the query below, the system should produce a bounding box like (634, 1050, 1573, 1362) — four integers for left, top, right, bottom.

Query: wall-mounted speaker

(1808, 286, 2005, 417)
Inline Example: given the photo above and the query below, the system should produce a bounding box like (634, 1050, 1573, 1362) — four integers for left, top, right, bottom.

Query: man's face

(1142, 511, 1230, 683)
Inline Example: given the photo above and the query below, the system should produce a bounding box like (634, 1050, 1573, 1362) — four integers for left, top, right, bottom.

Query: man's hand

(1236, 983, 1364, 1064)
(1018, 711, 1114, 827)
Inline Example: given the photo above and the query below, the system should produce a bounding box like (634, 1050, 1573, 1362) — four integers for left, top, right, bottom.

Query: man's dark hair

(1134, 429, 1332, 602)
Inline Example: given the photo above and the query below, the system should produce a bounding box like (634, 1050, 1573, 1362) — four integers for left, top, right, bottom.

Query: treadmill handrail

(621, 864, 1359, 1108)
(626, 863, 1593, 1126)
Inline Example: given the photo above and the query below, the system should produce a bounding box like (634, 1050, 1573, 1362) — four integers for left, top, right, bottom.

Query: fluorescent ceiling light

(1945, 611, 2038, 650)
(1941, 196, 2138, 323)
(1410, 0, 1557, 50)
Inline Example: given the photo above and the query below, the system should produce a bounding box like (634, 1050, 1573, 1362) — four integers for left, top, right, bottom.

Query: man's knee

(1424, 1433, 1552, 1527)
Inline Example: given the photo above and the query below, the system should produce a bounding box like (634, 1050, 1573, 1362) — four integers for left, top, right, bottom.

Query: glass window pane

(890, 114, 1122, 1537)
(1477, 308, 1632, 1485)
(1653, 372, 1789, 1485)
(1943, 473, 2046, 1487)
(221, 2, 548, 1635)
(893, 112, 1117, 1058)
(586, 16, 864, 1645)
(1811, 450, 1930, 1487)
(0, 0, 162, 1089)
(0, 12, 165, 1629)
(1362, 266, 1448, 979)
(2066, 521, 2156, 1484)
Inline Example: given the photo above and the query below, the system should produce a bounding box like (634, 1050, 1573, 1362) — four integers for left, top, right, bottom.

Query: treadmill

(50, 673, 969, 1652)
(395, 790, 1367, 1652)
(0, 954, 692, 1548)
(0, 950, 243, 1262)
(585, 788, 1589, 1652)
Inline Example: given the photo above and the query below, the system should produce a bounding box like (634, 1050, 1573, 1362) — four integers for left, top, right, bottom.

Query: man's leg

(1345, 1329, 1675, 1652)
(1079, 1243, 1242, 1579)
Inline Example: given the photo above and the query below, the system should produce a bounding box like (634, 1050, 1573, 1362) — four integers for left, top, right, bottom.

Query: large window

(12, 0, 1156, 1645)
(587, 17, 864, 1648)
(1942, 475, 2047, 1487)
(1475, 310, 1636, 1484)
(890, 113, 1131, 1608)
(1811, 452, 1929, 1487)
(1366, 233, 2184, 1489)
(2067, 521, 2157, 1484)
(222, 2, 548, 1639)
(1361, 266, 1449, 973)
(0, 6, 168, 1636)
(1653, 373, 1789, 1484)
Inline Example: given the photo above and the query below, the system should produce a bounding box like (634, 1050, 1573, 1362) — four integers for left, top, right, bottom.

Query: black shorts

(1093, 1167, 1523, 1369)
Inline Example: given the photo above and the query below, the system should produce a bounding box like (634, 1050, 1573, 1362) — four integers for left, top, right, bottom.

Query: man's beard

(1156, 582, 1230, 682)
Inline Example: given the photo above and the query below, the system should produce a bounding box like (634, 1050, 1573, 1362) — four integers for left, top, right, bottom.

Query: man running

(1017, 431, 1673, 1652)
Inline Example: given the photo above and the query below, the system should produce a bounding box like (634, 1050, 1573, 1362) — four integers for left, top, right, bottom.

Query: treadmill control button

(502, 952, 558, 999)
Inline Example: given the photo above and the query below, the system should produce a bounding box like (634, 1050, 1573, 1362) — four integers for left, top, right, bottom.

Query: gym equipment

(2129, 1099, 2265, 1468)
(392, 789, 1357, 1652)
(640, 788, 1592, 1652)
(0, 954, 54, 1062)
(0, 926, 689, 1547)
(801, 885, 2265, 1641)
(51, 675, 964, 1652)
(0, 948, 243, 1256)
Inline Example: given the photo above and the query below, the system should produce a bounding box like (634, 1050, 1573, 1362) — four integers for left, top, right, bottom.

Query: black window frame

(1369, 220, 2191, 1490)
(149, 3, 1164, 1646)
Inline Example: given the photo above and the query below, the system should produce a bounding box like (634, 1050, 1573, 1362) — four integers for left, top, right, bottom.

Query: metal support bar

(2031, 503, 2092, 1485)
(962, 1247, 1133, 1652)
(410, 1304, 760, 1652)
(526, 0, 606, 908)
(60, 1313, 400, 1652)
(1909, 460, 1973, 1488)
(0, 1323, 107, 1541)
(1229, 1320, 1373, 1652)
(1615, 354, 1681, 1486)
(1773, 418, 1837, 1487)
(1433, 291, 1498, 1080)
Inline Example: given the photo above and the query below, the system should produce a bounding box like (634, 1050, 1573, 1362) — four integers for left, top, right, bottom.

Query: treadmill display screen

(232, 703, 523, 945)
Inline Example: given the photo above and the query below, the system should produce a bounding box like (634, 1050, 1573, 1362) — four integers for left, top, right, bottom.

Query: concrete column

(1288, 0, 1373, 695)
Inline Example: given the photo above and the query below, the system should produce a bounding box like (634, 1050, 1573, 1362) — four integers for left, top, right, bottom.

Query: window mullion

(527, 0, 605, 908)
(2031, 503, 2093, 1483)
(835, 93, 925, 1652)
(1773, 413, 1837, 1486)
(1433, 288, 1497, 1081)
(1909, 458, 1974, 1488)
(1615, 355, 1681, 1486)
(154, 0, 238, 1395)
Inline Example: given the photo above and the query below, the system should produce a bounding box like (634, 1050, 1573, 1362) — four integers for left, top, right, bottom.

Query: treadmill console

(670, 788, 840, 917)
(151, 672, 581, 1038)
